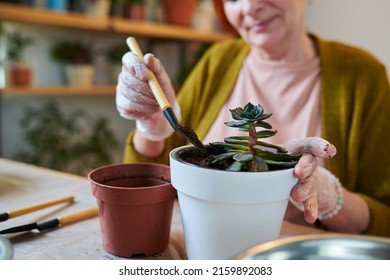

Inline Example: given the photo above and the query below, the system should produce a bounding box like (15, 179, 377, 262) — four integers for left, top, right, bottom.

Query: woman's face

(223, 0, 308, 53)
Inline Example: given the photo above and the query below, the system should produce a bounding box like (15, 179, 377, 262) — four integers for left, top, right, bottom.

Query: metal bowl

(235, 234, 390, 260)
(0, 235, 13, 260)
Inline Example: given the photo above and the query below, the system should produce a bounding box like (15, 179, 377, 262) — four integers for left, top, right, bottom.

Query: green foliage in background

(4, 30, 34, 62)
(14, 101, 120, 176)
(50, 40, 93, 64)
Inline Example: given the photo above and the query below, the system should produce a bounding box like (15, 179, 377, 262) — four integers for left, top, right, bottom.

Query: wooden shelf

(0, 3, 233, 43)
(0, 3, 109, 32)
(2, 85, 116, 96)
(0, 3, 232, 96)
(110, 18, 231, 43)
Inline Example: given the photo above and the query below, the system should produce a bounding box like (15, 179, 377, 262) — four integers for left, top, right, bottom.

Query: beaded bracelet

(318, 173, 344, 220)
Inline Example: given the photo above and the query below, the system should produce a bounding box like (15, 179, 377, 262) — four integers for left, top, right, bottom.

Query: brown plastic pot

(10, 63, 32, 86)
(162, 0, 197, 26)
(88, 163, 176, 258)
(125, 4, 145, 21)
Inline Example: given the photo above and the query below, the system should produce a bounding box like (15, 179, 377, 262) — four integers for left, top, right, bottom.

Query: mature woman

(116, 0, 390, 237)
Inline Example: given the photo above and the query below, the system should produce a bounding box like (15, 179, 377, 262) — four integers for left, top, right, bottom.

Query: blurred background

(0, 0, 389, 175)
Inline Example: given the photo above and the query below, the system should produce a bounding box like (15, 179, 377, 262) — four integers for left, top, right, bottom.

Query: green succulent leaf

(246, 103, 261, 118)
(237, 125, 250, 131)
(211, 152, 236, 162)
(249, 156, 269, 172)
(256, 130, 277, 138)
(233, 152, 253, 162)
(229, 102, 265, 121)
(236, 122, 272, 132)
(226, 161, 244, 171)
(243, 102, 263, 116)
(263, 146, 287, 154)
(230, 102, 272, 122)
(230, 107, 245, 120)
(224, 135, 249, 140)
(254, 140, 288, 153)
(255, 113, 273, 121)
(254, 145, 279, 154)
(254, 148, 300, 162)
(209, 142, 247, 151)
(263, 160, 299, 168)
(224, 120, 248, 128)
(224, 137, 249, 144)
(254, 121, 273, 129)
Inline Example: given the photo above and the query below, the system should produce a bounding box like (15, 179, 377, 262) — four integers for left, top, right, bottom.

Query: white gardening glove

(116, 52, 181, 141)
(286, 137, 342, 223)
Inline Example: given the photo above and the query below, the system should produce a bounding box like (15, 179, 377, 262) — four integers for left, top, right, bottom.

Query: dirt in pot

(176, 146, 232, 170)
(176, 146, 296, 172)
(176, 124, 208, 157)
(104, 177, 170, 187)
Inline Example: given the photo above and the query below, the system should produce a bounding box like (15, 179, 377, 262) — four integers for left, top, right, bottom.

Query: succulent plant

(5, 31, 34, 62)
(50, 40, 93, 64)
(208, 102, 300, 172)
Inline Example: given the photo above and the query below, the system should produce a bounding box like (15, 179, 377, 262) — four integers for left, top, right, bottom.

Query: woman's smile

(248, 15, 278, 33)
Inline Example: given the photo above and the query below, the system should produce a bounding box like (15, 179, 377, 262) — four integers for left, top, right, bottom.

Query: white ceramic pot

(85, 0, 111, 18)
(64, 64, 95, 86)
(170, 145, 298, 260)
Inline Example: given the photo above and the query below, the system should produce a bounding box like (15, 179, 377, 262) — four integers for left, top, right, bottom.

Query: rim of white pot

(169, 145, 298, 204)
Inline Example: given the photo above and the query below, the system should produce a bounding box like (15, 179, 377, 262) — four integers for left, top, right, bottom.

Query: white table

(0, 158, 323, 260)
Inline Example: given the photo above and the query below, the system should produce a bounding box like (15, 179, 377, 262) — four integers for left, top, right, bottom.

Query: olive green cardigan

(123, 35, 390, 237)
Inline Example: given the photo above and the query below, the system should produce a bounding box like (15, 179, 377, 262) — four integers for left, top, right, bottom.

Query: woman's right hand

(286, 137, 339, 223)
(116, 52, 180, 141)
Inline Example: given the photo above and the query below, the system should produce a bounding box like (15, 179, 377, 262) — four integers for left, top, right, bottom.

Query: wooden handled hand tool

(0, 207, 98, 234)
(126, 37, 207, 156)
(0, 196, 75, 222)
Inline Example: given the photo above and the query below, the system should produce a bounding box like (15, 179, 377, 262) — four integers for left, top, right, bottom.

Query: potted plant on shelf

(124, 0, 146, 21)
(110, 0, 145, 20)
(169, 102, 301, 259)
(83, 0, 112, 18)
(5, 30, 34, 87)
(50, 40, 95, 86)
(162, 0, 198, 26)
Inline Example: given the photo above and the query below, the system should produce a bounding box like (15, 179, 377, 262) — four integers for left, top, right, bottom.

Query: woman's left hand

(286, 137, 341, 223)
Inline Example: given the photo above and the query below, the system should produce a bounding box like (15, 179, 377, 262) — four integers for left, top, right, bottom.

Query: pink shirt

(203, 50, 322, 147)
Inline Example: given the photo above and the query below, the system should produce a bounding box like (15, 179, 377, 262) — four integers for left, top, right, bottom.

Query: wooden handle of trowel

(126, 37, 171, 111)
(5, 196, 75, 220)
(58, 207, 98, 226)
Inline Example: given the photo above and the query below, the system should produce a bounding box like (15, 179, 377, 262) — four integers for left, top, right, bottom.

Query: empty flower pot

(88, 163, 176, 258)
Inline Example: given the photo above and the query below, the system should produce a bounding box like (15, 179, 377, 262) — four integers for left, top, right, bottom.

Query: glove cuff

(317, 168, 344, 220)
(136, 102, 181, 142)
